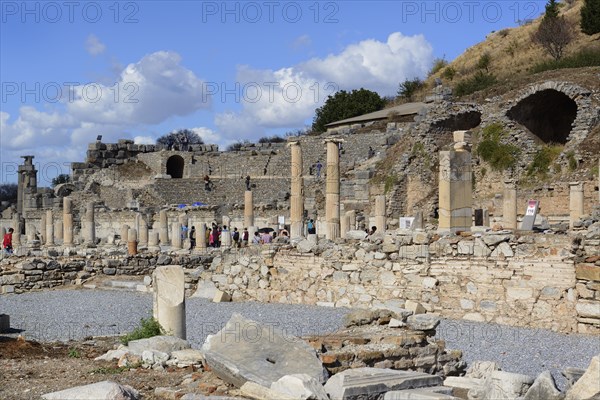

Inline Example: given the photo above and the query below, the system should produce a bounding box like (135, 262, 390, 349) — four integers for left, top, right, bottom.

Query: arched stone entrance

(506, 89, 578, 144)
(166, 155, 185, 179)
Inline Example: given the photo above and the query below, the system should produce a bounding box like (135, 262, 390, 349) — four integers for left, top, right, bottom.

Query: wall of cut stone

(1, 231, 598, 335)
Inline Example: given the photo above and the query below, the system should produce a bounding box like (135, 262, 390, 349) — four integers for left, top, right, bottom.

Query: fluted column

(289, 140, 304, 239)
(325, 139, 343, 240)
(63, 197, 73, 246)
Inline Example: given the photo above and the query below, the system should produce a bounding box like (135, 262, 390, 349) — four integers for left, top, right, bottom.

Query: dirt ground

(0, 335, 234, 400)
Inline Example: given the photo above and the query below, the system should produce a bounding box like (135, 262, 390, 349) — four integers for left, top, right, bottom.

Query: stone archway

(166, 155, 185, 179)
(506, 89, 578, 144)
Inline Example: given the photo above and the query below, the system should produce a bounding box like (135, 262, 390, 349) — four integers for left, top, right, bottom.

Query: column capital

(323, 138, 344, 145)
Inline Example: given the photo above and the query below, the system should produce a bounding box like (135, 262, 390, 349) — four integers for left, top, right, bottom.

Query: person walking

(3, 228, 14, 255)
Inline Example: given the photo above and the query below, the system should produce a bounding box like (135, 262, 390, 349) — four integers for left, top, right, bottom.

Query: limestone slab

(270, 373, 329, 400)
(566, 354, 600, 400)
(324, 368, 443, 400)
(201, 313, 326, 388)
(522, 371, 563, 400)
(384, 386, 458, 399)
(406, 314, 440, 331)
(127, 335, 189, 356)
(42, 381, 139, 399)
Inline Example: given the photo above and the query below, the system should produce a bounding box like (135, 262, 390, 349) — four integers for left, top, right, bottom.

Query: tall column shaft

(139, 217, 149, 246)
(84, 201, 95, 244)
(197, 223, 207, 250)
(375, 195, 386, 232)
(325, 139, 342, 240)
(159, 210, 169, 244)
(172, 222, 182, 249)
(289, 141, 304, 239)
(503, 181, 517, 231)
(438, 145, 472, 233)
(244, 191, 254, 228)
(63, 197, 73, 246)
(40, 213, 47, 244)
(569, 181, 584, 229)
(46, 209, 54, 246)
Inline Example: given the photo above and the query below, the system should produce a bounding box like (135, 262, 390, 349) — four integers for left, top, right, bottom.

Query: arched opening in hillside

(431, 111, 482, 132)
(506, 89, 577, 144)
(166, 155, 184, 179)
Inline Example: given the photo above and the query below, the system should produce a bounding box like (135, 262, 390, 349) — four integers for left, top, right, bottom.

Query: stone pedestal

(159, 210, 169, 245)
(172, 223, 182, 249)
(325, 139, 343, 240)
(244, 191, 254, 229)
(45, 209, 54, 246)
(340, 212, 349, 239)
(289, 141, 304, 239)
(63, 197, 73, 246)
(570, 182, 584, 228)
(503, 181, 517, 231)
(221, 229, 232, 248)
(127, 228, 138, 255)
(147, 231, 161, 252)
(347, 210, 356, 231)
(438, 138, 472, 233)
(153, 265, 186, 339)
(375, 195, 386, 232)
(84, 201, 95, 244)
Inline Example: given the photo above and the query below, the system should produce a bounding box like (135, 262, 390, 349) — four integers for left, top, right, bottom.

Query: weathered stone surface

(324, 368, 443, 400)
(465, 361, 501, 379)
(153, 265, 186, 339)
(201, 313, 326, 388)
(127, 336, 189, 356)
(192, 280, 217, 299)
(566, 355, 600, 400)
(346, 230, 368, 240)
(443, 377, 484, 391)
(576, 300, 600, 318)
(468, 371, 533, 400)
(42, 381, 139, 399)
(384, 386, 458, 399)
(491, 242, 514, 258)
(297, 239, 316, 253)
(213, 289, 232, 303)
(576, 264, 600, 282)
(405, 300, 426, 315)
(171, 349, 204, 366)
(240, 382, 296, 400)
(522, 371, 564, 400)
(406, 314, 440, 331)
(270, 374, 329, 400)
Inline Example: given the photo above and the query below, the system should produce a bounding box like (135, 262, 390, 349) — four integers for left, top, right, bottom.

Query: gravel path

(2, 288, 598, 388)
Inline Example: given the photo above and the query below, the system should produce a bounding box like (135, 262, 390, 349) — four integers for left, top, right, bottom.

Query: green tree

(442, 66, 457, 81)
(311, 89, 385, 133)
(0, 183, 18, 203)
(51, 174, 70, 187)
(532, 0, 574, 60)
(157, 129, 204, 149)
(581, 0, 600, 35)
(397, 78, 425, 101)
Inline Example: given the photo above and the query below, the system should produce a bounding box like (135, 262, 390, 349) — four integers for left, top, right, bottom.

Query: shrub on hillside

(453, 72, 497, 97)
(530, 48, 600, 73)
(429, 58, 448, 76)
(526, 144, 563, 178)
(475, 123, 520, 172)
(257, 135, 286, 144)
(581, 0, 600, 35)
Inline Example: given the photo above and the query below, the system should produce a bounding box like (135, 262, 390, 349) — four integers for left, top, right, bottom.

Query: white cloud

(134, 136, 155, 145)
(85, 34, 106, 56)
(292, 34, 312, 50)
(1, 51, 214, 184)
(215, 32, 433, 134)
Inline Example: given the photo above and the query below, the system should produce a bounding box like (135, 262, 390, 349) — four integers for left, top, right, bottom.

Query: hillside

(425, 0, 600, 98)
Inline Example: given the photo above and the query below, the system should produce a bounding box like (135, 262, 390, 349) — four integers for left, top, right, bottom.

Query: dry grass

(427, 0, 600, 92)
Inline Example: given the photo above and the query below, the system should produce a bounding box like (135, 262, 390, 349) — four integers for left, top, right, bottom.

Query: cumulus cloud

(134, 136, 155, 145)
(292, 34, 312, 50)
(1, 51, 214, 183)
(215, 32, 433, 134)
(85, 34, 106, 56)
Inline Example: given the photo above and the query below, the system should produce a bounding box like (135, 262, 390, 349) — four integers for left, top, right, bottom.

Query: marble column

(40, 213, 47, 244)
(569, 181, 584, 229)
(289, 140, 304, 239)
(325, 139, 343, 240)
(375, 195, 386, 232)
(46, 209, 54, 246)
(503, 180, 517, 231)
(138, 216, 149, 247)
(153, 265, 186, 339)
(159, 210, 169, 245)
(172, 222, 182, 249)
(84, 201, 95, 244)
(128, 228, 138, 255)
(54, 218, 63, 243)
(147, 231, 161, 252)
(63, 197, 73, 246)
(244, 190, 254, 228)
(120, 224, 130, 244)
(438, 131, 472, 233)
(197, 223, 207, 251)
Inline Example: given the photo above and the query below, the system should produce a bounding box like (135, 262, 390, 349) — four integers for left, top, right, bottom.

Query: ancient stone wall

(1, 231, 598, 335)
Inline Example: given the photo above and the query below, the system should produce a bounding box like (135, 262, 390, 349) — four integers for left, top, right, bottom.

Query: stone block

(522, 371, 563, 400)
(565, 355, 600, 400)
(270, 374, 329, 400)
(127, 335, 189, 356)
(576, 264, 600, 282)
(213, 290, 232, 303)
(41, 381, 140, 400)
(202, 313, 326, 388)
(491, 242, 513, 258)
(192, 280, 217, 299)
(384, 386, 458, 399)
(406, 314, 440, 331)
(324, 368, 443, 400)
(405, 300, 426, 315)
(575, 300, 600, 318)
(468, 371, 533, 400)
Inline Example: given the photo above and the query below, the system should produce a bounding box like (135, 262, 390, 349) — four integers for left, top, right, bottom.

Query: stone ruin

(1, 78, 600, 398)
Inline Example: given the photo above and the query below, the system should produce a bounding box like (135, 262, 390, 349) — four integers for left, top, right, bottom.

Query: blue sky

(0, 0, 547, 185)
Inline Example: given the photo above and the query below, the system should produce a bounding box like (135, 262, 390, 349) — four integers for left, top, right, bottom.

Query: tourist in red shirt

(3, 228, 14, 255)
